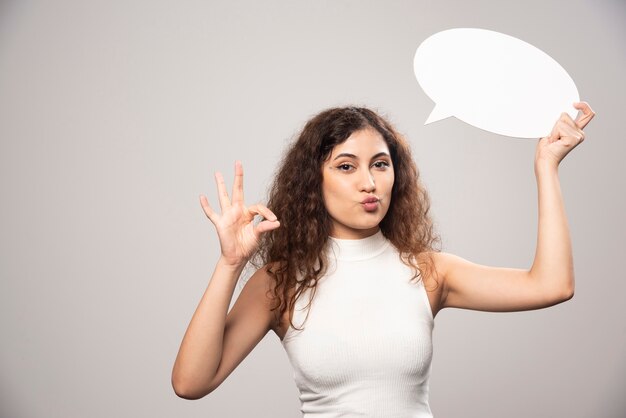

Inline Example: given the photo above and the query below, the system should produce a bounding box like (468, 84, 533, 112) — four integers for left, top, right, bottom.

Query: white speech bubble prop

(414, 28, 580, 138)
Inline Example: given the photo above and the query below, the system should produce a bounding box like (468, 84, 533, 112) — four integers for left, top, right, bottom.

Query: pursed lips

(361, 196, 380, 204)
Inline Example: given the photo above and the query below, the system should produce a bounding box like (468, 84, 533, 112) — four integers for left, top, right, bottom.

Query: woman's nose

(360, 170, 376, 192)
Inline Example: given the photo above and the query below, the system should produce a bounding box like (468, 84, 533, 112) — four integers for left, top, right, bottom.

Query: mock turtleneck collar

(327, 230, 390, 261)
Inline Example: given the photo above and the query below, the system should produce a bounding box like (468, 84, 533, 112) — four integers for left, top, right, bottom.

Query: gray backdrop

(1, 0, 624, 417)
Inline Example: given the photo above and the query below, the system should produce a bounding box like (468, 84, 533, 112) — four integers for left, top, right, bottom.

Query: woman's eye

(335, 161, 389, 171)
(337, 163, 353, 171)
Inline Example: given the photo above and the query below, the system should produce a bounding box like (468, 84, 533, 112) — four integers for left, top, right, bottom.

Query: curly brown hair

(251, 106, 442, 331)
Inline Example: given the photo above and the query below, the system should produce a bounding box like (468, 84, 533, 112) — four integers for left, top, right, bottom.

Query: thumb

(254, 219, 281, 236)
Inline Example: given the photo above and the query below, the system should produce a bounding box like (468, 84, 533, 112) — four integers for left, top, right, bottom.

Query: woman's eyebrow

(333, 152, 390, 161)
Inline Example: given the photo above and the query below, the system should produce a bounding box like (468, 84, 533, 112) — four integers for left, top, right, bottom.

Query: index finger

(231, 160, 244, 204)
(573, 101, 595, 130)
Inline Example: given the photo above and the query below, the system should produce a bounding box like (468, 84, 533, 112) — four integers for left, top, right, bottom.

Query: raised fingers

(214, 171, 231, 211)
(231, 161, 244, 205)
(199, 194, 218, 223)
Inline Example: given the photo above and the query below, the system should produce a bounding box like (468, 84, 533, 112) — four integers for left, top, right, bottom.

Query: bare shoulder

(243, 262, 284, 330)
(242, 263, 277, 309)
(415, 251, 451, 317)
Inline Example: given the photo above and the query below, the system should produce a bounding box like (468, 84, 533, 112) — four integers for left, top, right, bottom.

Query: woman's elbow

(554, 282, 575, 304)
(171, 376, 212, 400)
(541, 282, 574, 308)
(562, 286, 575, 302)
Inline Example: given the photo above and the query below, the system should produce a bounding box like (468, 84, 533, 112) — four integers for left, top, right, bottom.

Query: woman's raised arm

(171, 161, 280, 399)
(438, 102, 596, 312)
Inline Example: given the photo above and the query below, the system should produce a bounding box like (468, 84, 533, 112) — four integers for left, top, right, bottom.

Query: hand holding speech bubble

(414, 28, 580, 138)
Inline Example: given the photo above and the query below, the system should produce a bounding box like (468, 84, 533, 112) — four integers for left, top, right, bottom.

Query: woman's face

(321, 127, 395, 239)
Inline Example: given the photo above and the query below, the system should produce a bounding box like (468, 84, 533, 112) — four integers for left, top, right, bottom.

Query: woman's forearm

(171, 257, 246, 398)
(529, 162, 575, 299)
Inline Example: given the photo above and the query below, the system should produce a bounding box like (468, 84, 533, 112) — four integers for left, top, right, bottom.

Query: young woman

(171, 103, 595, 417)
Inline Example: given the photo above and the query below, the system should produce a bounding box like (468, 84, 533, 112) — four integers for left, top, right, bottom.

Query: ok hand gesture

(200, 161, 280, 267)
(535, 101, 596, 169)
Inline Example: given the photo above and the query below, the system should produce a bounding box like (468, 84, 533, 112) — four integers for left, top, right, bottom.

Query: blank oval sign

(414, 28, 580, 139)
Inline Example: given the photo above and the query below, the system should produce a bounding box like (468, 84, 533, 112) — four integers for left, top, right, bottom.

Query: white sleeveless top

(280, 230, 435, 417)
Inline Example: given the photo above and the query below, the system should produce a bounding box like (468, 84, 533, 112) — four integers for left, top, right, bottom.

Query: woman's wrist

(216, 255, 248, 273)
(534, 158, 559, 176)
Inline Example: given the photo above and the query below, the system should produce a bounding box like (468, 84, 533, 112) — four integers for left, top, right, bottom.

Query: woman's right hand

(199, 161, 280, 267)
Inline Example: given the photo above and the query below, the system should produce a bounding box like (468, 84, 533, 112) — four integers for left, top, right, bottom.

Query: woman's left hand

(535, 101, 595, 170)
